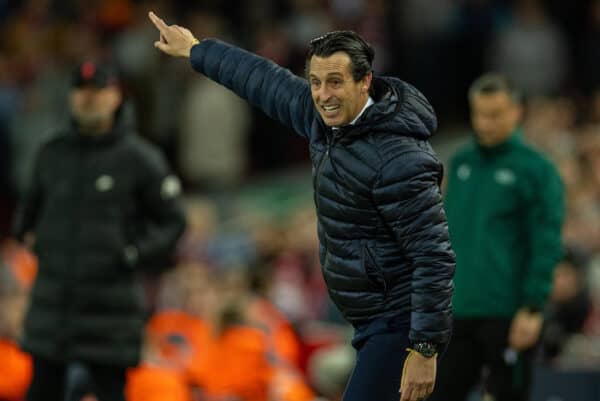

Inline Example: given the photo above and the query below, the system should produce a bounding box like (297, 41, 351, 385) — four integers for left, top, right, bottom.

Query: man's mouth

(321, 104, 340, 112)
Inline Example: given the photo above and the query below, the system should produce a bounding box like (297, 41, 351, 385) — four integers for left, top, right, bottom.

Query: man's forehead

(472, 92, 515, 107)
(72, 84, 118, 93)
(309, 52, 352, 77)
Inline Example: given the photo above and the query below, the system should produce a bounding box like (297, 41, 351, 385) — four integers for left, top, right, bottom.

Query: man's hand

(148, 11, 199, 58)
(400, 351, 437, 401)
(509, 308, 543, 351)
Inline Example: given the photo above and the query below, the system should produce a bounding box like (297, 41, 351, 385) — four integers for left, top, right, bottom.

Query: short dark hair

(305, 30, 375, 82)
(468, 73, 523, 104)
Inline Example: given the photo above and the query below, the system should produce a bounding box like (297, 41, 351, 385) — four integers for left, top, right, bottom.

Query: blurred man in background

(431, 74, 564, 401)
(12, 61, 186, 401)
(149, 12, 455, 401)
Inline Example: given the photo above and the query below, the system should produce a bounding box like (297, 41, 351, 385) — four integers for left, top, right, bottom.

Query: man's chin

(320, 115, 342, 127)
(74, 114, 102, 125)
(73, 114, 113, 135)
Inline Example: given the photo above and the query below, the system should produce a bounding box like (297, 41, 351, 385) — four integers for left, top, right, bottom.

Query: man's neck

(350, 96, 374, 125)
(333, 96, 374, 130)
(78, 119, 114, 136)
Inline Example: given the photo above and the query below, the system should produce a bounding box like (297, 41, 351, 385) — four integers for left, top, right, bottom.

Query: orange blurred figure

(126, 365, 192, 401)
(1, 239, 37, 289)
(0, 338, 33, 401)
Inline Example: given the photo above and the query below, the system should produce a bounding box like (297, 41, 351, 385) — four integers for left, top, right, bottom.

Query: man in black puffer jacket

(12, 62, 186, 401)
(149, 13, 455, 401)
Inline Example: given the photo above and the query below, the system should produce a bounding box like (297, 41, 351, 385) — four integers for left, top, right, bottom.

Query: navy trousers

(343, 329, 411, 401)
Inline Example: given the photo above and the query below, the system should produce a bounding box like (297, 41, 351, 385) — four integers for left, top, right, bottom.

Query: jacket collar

(71, 102, 135, 146)
(318, 76, 436, 144)
(475, 128, 522, 156)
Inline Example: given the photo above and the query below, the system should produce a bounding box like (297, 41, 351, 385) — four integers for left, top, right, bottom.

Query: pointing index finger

(148, 11, 169, 32)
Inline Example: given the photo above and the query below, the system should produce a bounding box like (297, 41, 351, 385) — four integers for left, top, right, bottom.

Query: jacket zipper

(61, 144, 84, 352)
(314, 137, 331, 212)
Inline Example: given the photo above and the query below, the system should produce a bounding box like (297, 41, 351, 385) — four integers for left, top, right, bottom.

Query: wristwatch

(411, 342, 438, 358)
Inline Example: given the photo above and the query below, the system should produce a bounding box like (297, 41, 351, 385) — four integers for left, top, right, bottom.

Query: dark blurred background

(2, 1, 600, 400)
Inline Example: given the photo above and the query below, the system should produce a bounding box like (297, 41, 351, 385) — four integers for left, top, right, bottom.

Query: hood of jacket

(326, 76, 437, 143)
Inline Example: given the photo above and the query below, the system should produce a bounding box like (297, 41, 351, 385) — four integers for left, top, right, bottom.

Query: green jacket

(445, 131, 564, 319)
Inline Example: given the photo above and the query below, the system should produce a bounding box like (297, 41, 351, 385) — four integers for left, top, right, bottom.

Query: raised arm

(148, 11, 315, 138)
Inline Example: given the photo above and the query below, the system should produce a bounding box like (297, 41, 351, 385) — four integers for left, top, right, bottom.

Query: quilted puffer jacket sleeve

(373, 149, 455, 344)
(190, 39, 315, 139)
(13, 145, 46, 242)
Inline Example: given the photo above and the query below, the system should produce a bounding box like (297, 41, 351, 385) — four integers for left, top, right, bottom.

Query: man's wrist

(409, 341, 438, 358)
(520, 305, 543, 314)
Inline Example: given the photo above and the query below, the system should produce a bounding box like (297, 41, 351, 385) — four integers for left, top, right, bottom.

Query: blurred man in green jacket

(429, 74, 564, 401)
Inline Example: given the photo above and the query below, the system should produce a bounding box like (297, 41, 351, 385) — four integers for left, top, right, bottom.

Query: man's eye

(311, 80, 320, 87)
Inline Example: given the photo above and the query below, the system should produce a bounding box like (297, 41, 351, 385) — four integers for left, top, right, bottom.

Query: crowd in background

(3, 0, 600, 400)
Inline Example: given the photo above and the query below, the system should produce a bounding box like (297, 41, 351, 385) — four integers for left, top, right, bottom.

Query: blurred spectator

(284, 0, 332, 50)
(396, 0, 456, 40)
(0, 238, 37, 289)
(128, 263, 315, 401)
(175, 12, 251, 189)
(187, 267, 314, 401)
(12, 61, 186, 401)
(489, 0, 568, 97)
(352, 0, 390, 74)
(522, 97, 578, 160)
(269, 207, 328, 324)
(247, 265, 304, 367)
(178, 75, 251, 188)
(307, 344, 354, 401)
(176, 197, 219, 264)
(563, 131, 600, 252)
(113, 2, 165, 141)
(542, 245, 592, 362)
(555, 255, 600, 368)
(0, 262, 32, 401)
(96, 0, 135, 34)
(126, 364, 192, 401)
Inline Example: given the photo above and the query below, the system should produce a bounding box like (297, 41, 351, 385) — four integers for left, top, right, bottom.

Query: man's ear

(108, 86, 123, 110)
(513, 103, 524, 124)
(362, 72, 373, 94)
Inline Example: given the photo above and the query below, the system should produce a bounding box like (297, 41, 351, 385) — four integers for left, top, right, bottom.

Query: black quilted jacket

(191, 39, 455, 344)
(13, 107, 186, 365)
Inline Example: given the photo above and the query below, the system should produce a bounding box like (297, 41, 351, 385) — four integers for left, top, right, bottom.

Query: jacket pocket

(361, 242, 387, 295)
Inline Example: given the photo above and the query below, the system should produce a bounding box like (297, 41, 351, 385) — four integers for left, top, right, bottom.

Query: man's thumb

(154, 41, 169, 52)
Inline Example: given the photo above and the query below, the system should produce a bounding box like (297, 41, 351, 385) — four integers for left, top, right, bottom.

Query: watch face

(414, 342, 437, 358)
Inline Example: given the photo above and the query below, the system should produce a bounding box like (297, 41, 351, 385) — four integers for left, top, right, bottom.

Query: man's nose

(316, 86, 331, 103)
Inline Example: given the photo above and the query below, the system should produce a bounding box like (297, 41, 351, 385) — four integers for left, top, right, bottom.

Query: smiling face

(308, 52, 372, 127)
